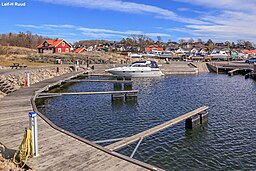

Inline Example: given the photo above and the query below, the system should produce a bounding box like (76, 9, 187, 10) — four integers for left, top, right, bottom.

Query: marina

(2, 0, 256, 170)
(0, 72, 162, 170)
(37, 72, 256, 170)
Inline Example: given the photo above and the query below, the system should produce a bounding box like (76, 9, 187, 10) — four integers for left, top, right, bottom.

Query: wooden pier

(38, 90, 139, 98)
(64, 79, 133, 83)
(228, 68, 240, 76)
(0, 72, 160, 171)
(106, 106, 209, 151)
(207, 62, 253, 75)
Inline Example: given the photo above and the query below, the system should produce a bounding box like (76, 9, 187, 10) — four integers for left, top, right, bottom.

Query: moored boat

(105, 60, 164, 77)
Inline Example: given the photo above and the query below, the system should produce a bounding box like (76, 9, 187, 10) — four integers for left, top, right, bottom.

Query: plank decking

(0, 71, 160, 171)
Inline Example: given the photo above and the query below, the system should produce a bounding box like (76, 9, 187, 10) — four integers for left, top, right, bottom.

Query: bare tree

(188, 38, 194, 44)
(179, 38, 186, 44)
(157, 36, 162, 43)
(197, 38, 203, 43)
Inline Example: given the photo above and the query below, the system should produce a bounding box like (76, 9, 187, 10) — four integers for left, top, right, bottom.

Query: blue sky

(1, 0, 256, 43)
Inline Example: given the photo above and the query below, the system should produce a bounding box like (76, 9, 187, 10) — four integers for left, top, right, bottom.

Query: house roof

(242, 49, 256, 54)
(37, 39, 71, 48)
(75, 48, 86, 53)
(146, 44, 163, 51)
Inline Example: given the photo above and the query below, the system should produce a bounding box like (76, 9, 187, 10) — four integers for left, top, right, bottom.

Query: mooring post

(198, 110, 208, 124)
(124, 82, 132, 90)
(125, 93, 137, 101)
(25, 72, 30, 87)
(112, 83, 124, 101)
(185, 114, 201, 129)
(29, 112, 39, 157)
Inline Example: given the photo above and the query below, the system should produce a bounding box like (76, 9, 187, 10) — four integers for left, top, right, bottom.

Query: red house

(145, 44, 163, 52)
(75, 48, 86, 53)
(37, 39, 72, 53)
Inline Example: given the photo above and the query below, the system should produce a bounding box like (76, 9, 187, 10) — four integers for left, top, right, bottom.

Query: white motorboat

(209, 50, 230, 60)
(129, 53, 143, 58)
(105, 61, 164, 77)
(158, 51, 174, 59)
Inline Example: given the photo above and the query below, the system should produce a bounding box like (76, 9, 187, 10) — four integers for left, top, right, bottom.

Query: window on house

(58, 48, 61, 53)
(62, 42, 65, 47)
(66, 48, 69, 52)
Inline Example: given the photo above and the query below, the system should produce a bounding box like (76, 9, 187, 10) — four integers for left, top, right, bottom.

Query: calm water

(38, 74, 256, 170)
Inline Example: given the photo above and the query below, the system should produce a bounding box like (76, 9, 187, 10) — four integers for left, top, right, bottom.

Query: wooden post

(125, 93, 137, 101)
(113, 83, 122, 91)
(124, 83, 132, 90)
(113, 82, 124, 101)
(198, 110, 208, 124)
(185, 114, 201, 129)
(112, 94, 125, 101)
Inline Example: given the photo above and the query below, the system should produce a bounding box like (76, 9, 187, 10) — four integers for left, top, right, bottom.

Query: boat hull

(106, 67, 164, 78)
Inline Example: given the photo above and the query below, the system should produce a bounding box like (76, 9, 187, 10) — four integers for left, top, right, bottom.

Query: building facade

(37, 39, 72, 53)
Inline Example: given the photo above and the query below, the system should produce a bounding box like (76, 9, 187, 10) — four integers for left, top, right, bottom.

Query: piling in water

(198, 111, 208, 124)
(112, 94, 125, 101)
(185, 110, 208, 129)
(125, 93, 137, 101)
(185, 114, 201, 129)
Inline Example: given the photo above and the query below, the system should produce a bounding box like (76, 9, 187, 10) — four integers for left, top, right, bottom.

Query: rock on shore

(0, 66, 78, 98)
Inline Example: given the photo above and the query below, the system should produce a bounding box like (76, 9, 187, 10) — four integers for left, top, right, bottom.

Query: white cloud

(16, 24, 171, 40)
(81, 32, 124, 38)
(18, 0, 256, 42)
(36, 0, 208, 24)
(145, 33, 171, 37)
(168, 0, 256, 42)
(43, 24, 76, 28)
(176, 0, 256, 12)
(16, 24, 43, 29)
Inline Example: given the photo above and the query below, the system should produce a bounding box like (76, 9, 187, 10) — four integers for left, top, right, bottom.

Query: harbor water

(38, 73, 256, 170)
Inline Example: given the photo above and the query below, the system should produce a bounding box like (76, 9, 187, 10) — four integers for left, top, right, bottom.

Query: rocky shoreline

(0, 66, 81, 99)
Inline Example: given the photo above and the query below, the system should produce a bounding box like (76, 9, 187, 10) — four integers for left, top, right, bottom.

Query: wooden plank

(84, 74, 116, 77)
(106, 106, 209, 151)
(0, 106, 33, 114)
(48, 150, 109, 170)
(228, 68, 240, 73)
(38, 90, 139, 97)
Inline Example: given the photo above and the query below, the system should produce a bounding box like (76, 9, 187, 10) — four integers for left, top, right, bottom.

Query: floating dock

(106, 106, 208, 151)
(206, 62, 253, 75)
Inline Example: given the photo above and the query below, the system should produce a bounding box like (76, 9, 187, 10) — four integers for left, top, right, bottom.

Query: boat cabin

(129, 61, 159, 68)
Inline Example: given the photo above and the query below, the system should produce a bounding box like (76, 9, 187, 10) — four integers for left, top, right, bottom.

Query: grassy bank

(0, 46, 129, 67)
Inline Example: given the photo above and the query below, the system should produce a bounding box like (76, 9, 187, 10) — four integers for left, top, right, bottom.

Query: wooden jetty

(0, 72, 161, 171)
(83, 74, 116, 77)
(106, 106, 209, 151)
(64, 79, 133, 83)
(38, 90, 139, 98)
(228, 68, 240, 76)
(207, 62, 253, 75)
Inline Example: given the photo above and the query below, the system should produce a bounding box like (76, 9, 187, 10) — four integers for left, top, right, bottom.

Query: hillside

(0, 46, 128, 67)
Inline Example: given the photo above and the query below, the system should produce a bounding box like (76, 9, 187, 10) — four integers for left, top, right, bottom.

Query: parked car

(245, 57, 256, 64)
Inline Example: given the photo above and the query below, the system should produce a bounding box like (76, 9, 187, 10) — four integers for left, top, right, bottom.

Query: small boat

(209, 50, 230, 60)
(105, 61, 164, 77)
(129, 53, 143, 58)
(158, 51, 174, 59)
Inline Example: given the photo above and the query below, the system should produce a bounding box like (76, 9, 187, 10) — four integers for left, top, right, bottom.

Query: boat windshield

(128, 61, 159, 68)
(151, 61, 159, 68)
